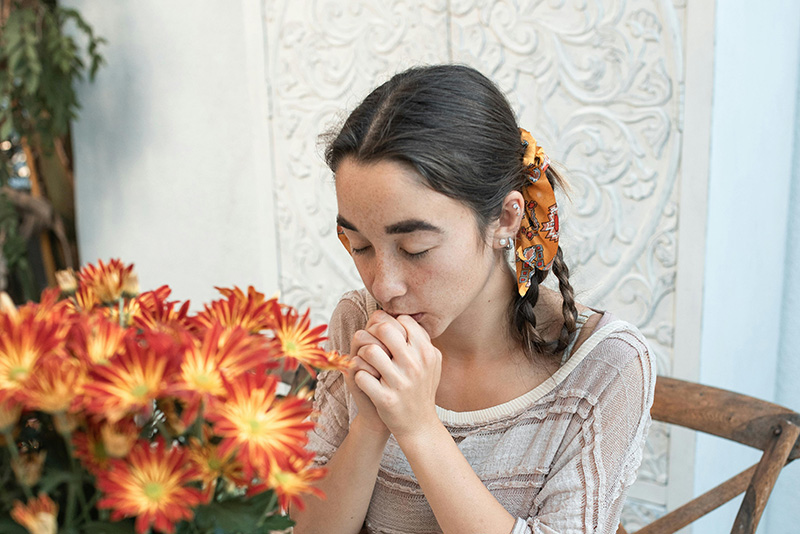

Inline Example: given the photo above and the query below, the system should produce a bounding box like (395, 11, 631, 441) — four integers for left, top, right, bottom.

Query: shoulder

(562, 312, 656, 406)
(325, 288, 376, 355)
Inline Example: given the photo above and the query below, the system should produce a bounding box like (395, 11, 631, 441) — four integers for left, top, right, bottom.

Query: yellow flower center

(207, 457, 222, 471)
(9, 366, 29, 382)
(194, 373, 212, 387)
(283, 340, 298, 357)
(130, 384, 150, 399)
(144, 481, 164, 501)
(248, 417, 265, 435)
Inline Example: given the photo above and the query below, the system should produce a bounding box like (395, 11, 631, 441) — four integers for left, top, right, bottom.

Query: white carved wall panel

(265, 0, 687, 525)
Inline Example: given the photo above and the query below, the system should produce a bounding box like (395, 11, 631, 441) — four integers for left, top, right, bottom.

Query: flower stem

(55, 417, 89, 518)
(256, 491, 280, 527)
(292, 372, 313, 396)
(3, 429, 34, 499)
(155, 419, 173, 444)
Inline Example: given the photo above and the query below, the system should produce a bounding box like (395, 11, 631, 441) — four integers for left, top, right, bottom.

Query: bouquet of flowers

(0, 259, 349, 534)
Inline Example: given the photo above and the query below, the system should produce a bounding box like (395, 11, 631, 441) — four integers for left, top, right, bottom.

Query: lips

(387, 312, 424, 323)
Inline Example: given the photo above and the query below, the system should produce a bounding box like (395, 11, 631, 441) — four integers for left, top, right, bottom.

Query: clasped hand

(344, 310, 442, 439)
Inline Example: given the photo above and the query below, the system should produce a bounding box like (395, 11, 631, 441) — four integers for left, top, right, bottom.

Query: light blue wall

(697, 1, 800, 533)
(766, 45, 800, 534)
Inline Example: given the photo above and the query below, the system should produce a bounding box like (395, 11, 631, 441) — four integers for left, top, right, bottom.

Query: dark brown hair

(325, 64, 577, 358)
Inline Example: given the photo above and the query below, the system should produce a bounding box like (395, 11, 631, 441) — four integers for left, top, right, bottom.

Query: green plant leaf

(82, 520, 138, 534)
(193, 491, 289, 534)
(0, 517, 28, 534)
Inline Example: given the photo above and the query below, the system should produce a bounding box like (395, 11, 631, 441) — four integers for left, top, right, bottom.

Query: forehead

(335, 158, 474, 235)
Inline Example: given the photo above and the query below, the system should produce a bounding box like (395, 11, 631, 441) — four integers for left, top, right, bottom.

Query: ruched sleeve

(306, 292, 370, 467)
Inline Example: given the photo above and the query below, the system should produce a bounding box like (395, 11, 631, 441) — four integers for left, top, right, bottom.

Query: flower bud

(11, 451, 47, 487)
(55, 269, 78, 294)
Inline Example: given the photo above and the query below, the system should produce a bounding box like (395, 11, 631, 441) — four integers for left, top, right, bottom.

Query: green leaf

(258, 514, 295, 531)
(82, 520, 138, 534)
(37, 468, 84, 493)
(0, 517, 28, 534)
(193, 491, 286, 534)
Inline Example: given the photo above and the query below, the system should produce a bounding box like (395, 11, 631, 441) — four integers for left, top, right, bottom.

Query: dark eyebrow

(336, 216, 443, 235)
(336, 215, 357, 231)
(385, 219, 443, 235)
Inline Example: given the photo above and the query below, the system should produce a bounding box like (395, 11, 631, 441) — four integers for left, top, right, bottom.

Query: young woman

(291, 65, 655, 534)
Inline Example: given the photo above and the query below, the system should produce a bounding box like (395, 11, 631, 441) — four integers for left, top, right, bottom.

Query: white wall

(65, 0, 279, 306)
(697, 1, 800, 532)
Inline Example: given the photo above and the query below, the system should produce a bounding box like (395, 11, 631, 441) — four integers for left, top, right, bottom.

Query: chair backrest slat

(623, 377, 800, 534)
(652, 377, 800, 457)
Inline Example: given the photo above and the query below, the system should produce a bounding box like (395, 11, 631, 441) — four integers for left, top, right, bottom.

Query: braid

(511, 247, 578, 360)
(552, 247, 578, 354)
(512, 269, 554, 356)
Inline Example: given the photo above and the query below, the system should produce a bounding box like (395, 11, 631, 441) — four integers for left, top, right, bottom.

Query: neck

(432, 262, 519, 364)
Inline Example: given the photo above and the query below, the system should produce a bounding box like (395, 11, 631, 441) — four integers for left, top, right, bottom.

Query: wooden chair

(618, 377, 800, 534)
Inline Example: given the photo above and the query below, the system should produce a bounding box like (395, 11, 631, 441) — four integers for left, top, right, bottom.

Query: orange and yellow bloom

(0, 306, 68, 405)
(81, 332, 180, 423)
(97, 438, 203, 534)
(77, 258, 138, 304)
(11, 493, 58, 534)
(205, 373, 314, 480)
(193, 286, 277, 335)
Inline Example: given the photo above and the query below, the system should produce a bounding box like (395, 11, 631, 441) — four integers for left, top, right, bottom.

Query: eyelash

(351, 246, 429, 260)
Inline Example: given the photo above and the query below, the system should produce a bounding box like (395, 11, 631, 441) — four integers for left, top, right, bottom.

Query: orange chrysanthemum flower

(314, 349, 353, 373)
(97, 438, 203, 534)
(69, 313, 129, 366)
(134, 298, 191, 334)
(100, 416, 141, 458)
(81, 333, 181, 423)
(270, 301, 329, 377)
(205, 373, 314, 480)
(11, 493, 58, 534)
(68, 285, 100, 314)
(73, 425, 111, 474)
(137, 285, 173, 312)
(21, 355, 86, 414)
(187, 432, 246, 503)
(256, 453, 326, 513)
(193, 286, 277, 335)
(172, 324, 273, 400)
(0, 306, 67, 405)
(78, 258, 139, 304)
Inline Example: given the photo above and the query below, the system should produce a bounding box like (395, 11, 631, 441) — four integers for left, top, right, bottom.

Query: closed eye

(402, 249, 430, 259)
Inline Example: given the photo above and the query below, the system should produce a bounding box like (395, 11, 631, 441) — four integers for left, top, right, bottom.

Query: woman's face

(335, 157, 505, 339)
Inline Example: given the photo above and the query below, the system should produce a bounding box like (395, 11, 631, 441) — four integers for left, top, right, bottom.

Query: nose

(369, 254, 407, 305)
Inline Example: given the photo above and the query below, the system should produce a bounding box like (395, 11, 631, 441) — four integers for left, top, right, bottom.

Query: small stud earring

(512, 202, 520, 211)
(499, 237, 507, 247)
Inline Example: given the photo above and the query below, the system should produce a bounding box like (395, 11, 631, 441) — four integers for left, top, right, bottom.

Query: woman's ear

(491, 191, 524, 249)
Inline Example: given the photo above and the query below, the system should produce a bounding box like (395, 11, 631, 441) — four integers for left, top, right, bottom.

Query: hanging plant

(0, 0, 105, 301)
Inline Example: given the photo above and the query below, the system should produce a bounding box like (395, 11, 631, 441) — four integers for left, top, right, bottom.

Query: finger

(350, 355, 380, 380)
(351, 328, 391, 356)
(367, 310, 409, 343)
(366, 321, 411, 365)
(353, 368, 384, 402)
(396, 314, 431, 348)
(357, 344, 399, 385)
